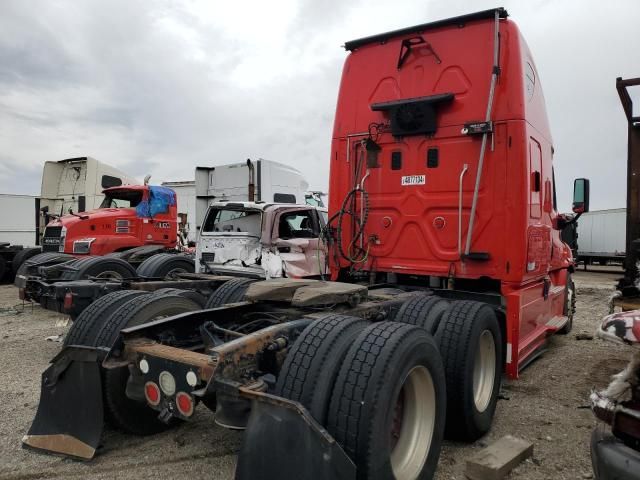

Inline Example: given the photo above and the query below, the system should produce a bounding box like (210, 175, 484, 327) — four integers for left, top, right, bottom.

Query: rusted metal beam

(616, 77, 640, 293)
(123, 339, 217, 380)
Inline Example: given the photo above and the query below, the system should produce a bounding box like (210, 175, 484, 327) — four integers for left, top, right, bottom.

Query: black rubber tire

(11, 247, 41, 274)
(60, 256, 137, 281)
(136, 253, 194, 279)
(559, 273, 575, 334)
(0, 256, 6, 280)
(395, 295, 449, 335)
(14, 251, 75, 285)
(150, 287, 206, 307)
(435, 300, 503, 441)
(327, 322, 446, 480)
(98, 295, 201, 435)
(275, 314, 370, 425)
(63, 290, 150, 347)
(204, 278, 255, 308)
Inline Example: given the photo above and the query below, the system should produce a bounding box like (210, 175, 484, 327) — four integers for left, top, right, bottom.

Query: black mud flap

(235, 392, 355, 480)
(22, 347, 104, 460)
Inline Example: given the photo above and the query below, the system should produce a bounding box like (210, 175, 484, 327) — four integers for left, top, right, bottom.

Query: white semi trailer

(0, 194, 38, 246)
(577, 208, 626, 266)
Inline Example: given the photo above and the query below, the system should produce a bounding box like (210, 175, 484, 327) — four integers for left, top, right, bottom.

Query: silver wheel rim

(473, 330, 496, 412)
(95, 270, 123, 280)
(390, 365, 436, 480)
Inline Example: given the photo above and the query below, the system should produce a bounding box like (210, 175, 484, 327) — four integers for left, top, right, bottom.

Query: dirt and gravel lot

(0, 269, 633, 479)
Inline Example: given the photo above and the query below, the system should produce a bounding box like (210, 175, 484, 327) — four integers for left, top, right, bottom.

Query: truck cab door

(271, 208, 328, 278)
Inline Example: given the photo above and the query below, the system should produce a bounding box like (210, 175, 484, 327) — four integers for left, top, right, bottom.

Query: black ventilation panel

(371, 93, 454, 137)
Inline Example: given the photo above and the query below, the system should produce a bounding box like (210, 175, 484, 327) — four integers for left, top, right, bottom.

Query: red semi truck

(328, 7, 580, 379)
(23, 9, 587, 480)
(15, 184, 184, 291)
(41, 184, 178, 256)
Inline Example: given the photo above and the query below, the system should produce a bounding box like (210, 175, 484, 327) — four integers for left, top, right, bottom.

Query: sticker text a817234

(401, 175, 426, 186)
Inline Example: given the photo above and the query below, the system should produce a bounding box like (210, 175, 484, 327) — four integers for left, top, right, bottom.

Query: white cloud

(0, 0, 638, 211)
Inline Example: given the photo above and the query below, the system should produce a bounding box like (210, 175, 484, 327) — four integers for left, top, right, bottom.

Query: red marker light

(176, 392, 194, 417)
(145, 382, 161, 406)
(63, 292, 73, 311)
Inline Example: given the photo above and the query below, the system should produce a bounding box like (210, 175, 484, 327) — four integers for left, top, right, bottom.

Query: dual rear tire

(276, 315, 446, 480)
(65, 292, 202, 435)
(276, 296, 503, 478)
(395, 295, 503, 442)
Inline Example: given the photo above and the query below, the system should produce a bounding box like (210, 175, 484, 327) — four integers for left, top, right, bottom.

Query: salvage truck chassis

(22, 278, 504, 479)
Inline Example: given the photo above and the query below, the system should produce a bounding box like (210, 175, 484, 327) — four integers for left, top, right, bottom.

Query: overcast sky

(1, 0, 639, 211)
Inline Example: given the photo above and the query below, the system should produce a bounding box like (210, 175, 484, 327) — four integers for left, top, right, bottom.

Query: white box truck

(577, 208, 626, 266)
(194, 159, 310, 235)
(0, 194, 38, 246)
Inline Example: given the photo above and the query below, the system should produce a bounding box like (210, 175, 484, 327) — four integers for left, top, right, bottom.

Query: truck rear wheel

(97, 295, 202, 435)
(559, 273, 575, 334)
(327, 322, 446, 480)
(136, 253, 195, 279)
(435, 301, 502, 441)
(275, 314, 369, 424)
(0, 256, 6, 280)
(14, 252, 74, 286)
(204, 278, 255, 308)
(395, 295, 449, 334)
(150, 287, 206, 307)
(11, 247, 41, 274)
(61, 256, 137, 281)
(63, 290, 150, 346)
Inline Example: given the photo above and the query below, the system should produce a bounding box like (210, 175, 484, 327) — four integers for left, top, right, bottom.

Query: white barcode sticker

(401, 175, 426, 186)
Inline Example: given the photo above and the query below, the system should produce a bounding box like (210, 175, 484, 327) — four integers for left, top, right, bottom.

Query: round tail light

(176, 392, 194, 417)
(145, 381, 161, 406)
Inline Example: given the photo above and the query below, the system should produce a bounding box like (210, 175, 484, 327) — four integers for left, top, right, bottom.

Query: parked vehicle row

(21, 8, 589, 480)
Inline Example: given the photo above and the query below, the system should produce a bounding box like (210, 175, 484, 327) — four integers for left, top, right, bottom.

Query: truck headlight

(58, 226, 67, 253)
(72, 238, 96, 254)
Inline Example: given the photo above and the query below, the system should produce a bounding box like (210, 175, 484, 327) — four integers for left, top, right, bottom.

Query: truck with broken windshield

(23, 9, 588, 480)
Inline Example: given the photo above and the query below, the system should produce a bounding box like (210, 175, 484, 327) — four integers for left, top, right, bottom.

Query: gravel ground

(0, 269, 632, 479)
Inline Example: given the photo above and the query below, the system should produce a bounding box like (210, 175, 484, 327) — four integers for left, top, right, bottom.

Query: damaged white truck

(197, 201, 328, 279)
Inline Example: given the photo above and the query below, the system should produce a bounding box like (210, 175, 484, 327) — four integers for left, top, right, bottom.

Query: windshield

(202, 208, 262, 236)
(100, 190, 144, 209)
(305, 193, 325, 207)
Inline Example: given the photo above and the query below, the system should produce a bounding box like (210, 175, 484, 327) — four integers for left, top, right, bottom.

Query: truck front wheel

(327, 322, 446, 480)
(558, 273, 575, 334)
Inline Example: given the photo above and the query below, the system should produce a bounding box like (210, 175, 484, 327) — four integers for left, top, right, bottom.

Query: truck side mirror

(572, 178, 590, 214)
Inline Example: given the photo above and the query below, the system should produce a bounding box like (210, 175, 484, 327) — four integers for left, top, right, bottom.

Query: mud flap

(235, 392, 355, 480)
(22, 347, 104, 460)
